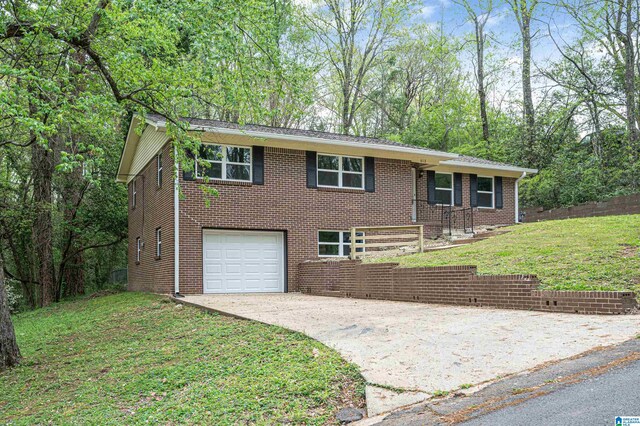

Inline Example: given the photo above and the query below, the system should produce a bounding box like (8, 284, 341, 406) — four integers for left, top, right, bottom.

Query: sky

(411, 0, 582, 106)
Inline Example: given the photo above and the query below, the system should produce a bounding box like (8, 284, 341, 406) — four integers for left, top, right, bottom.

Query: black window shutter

(182, 149, 195, 181)
(495, 176, 503, 209)
(306, 151, 317, 188)
(427, 170, 436, 205)
(454, 173, 463, 206)
(364, 157, 375, 192)
(469, 174, 478, 207)
(252, 146, 264, 185)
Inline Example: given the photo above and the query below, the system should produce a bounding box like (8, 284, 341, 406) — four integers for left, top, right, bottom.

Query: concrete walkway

(180, 294, 640, 416)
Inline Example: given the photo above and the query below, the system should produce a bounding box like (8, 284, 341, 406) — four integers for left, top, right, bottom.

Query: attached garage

(202, 229, 285, 294)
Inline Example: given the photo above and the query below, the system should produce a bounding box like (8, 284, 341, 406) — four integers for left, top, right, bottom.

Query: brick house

(117, 115, 536, 295)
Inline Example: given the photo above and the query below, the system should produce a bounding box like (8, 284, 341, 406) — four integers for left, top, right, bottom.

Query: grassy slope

(0, 293, 365, 425)
(372, 214, 640, 292)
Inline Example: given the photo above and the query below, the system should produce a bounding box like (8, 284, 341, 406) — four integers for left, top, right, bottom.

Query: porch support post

(418, 225, 424, 253)
(350, 228, 357, 260)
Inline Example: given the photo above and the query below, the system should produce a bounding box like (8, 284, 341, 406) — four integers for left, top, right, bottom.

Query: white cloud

(417, 5, 437, 19)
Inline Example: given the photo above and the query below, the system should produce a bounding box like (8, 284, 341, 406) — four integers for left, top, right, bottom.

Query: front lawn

(371, 214, 640, 292)
(0, 292, 365, 425)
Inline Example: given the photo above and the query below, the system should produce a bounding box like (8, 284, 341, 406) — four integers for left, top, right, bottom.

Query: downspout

(515, 171, 527, 223)
(173, 145, 182, 297)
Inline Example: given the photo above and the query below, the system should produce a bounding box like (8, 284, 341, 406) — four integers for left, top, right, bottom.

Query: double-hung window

(157, 153, 163, 187)
(477, 176, 494, 208)
(317, 154, 364, 189)
(196, 144, 252, 182)
(155, 228, 162, 258)
(435, 172, 453, 205)
(318, 230, 364, 257)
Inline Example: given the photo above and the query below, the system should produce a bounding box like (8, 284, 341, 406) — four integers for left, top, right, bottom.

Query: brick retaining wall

(298, 260, 638, 315)
(523, 193, 640, 222)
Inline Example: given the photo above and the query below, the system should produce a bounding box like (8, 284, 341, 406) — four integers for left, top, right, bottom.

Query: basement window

(318, 230, 364, 257)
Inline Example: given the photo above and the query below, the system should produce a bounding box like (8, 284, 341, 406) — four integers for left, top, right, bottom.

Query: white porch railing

(349, 225, 424, 260)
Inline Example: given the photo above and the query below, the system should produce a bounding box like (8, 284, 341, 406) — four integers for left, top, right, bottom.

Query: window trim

(317, 154, 365, 190)
(132, 179, 137, 208)
(477, 175, 495, 209)
(434, 172, 453, 206)
(318, 230, 364, 258)
(195, 143, 253, 182)
(156, 153, 163, 187)
(136, 237, 141, 263)
(155, 228, 162, 259)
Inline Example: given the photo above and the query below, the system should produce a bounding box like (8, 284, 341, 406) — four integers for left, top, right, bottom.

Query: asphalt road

(372, 339, 640, 426)
(463, 359, 640, 426)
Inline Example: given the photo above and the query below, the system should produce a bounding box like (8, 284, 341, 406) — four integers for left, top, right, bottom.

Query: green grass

(371, 214, 640, 292)
(0, 292, 365, 425)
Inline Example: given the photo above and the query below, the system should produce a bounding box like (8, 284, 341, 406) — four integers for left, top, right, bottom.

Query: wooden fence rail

(349, 225, 424, 260)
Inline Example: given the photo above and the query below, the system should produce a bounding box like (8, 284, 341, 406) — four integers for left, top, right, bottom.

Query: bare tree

(0, 260, 21, 371)
(456, 0, 494, 142)
(507, 0, 539, 161)
(306, 0, 411, 134)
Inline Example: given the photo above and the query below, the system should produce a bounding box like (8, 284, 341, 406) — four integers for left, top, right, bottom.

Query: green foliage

(372, 215, 640, 293)
(1, 292, 365, 424)
(0, 0, 316, 305)
(520, 128, 634, 208)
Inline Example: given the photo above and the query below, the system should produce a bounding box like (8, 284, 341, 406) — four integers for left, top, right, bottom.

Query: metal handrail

(413, 200, 474, 236)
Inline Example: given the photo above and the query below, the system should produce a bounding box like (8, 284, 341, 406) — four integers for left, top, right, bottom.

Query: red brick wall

(299, 260, 638, 315)
(416, 172, 517, 227)
(127, 142, 520, 294)
(523, 193, 640, 222)
(127, 143, 174, 293)
(177, 147, 413, 294)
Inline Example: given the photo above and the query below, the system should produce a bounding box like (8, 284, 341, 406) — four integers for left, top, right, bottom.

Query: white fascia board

(439, 160, 538, 174)
(147, 117, 459, 160)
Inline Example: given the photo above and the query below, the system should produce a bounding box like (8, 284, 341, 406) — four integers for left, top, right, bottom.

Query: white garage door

(202, 230, 285, 294)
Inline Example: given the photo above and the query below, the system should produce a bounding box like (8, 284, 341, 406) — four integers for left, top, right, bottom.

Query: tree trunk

(0, 260, 21, 371)
(521, 10, 535, 161)
(59, 141, 86, 299)
(31, 139, 56, 307)
(63, 253, 85, 298)
(622, 0, 639, 164)
(475, 16, 490, 142)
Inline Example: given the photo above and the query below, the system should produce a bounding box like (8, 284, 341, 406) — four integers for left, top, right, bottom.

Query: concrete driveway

(180, 294, 640, 416)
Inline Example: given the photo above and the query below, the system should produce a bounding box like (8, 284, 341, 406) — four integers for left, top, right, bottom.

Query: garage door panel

(244, 249, 261, 259)
(205, 264, 222, 274)
(225, 249, 242, 259)
(225, 263, 243, 274)
(205, 249, 221, 260)
(263, 250, 278, 260)
(258, 264, 279, 274)
(261, 280, 280, 290)
(205, 279, 223, 292)
(203, 230, 284, 294)
(226, 278, 243, 290)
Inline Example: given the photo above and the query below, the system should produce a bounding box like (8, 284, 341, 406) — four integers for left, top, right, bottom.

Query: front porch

(412, 199, 475, 236)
